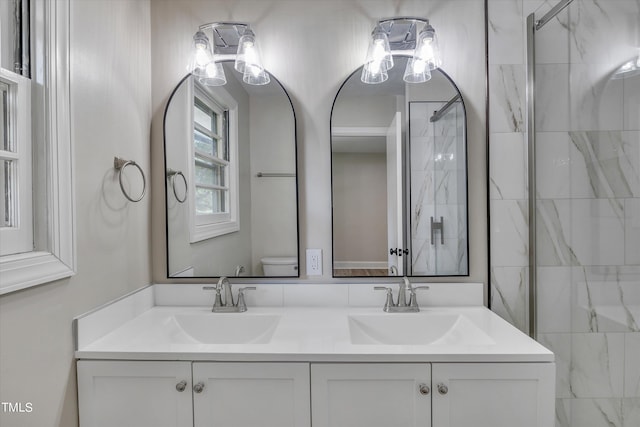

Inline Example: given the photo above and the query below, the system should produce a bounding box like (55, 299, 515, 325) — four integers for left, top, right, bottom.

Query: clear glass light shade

(199, 61, 227, 86)
(361, 65, 389, 84)
(412, 25, 441, 71)
(403, 57, 432, 83)
(243, 63, 270, 85)
(234, 28, 270, 85)
(361, 25, 393, 84)
(189, 31, 214, 77)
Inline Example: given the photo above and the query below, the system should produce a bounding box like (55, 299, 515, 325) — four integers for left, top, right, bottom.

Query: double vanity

(74, 282, 555, 427)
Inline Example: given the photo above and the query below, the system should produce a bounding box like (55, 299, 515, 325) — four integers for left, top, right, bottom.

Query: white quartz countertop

(75, 306, 554, 363)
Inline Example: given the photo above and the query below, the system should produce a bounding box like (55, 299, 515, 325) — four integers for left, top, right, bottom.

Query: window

(0, 0, 75, 295)
(0, 68, 32, 257)
(189, 81, 239, 242)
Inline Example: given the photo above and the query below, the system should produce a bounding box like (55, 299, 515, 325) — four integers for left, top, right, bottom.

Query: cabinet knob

(418, 384, 430, 395)
(437, 383, 448, 395)
(193, 382, 205, 393)
(175, 380, 187, 392)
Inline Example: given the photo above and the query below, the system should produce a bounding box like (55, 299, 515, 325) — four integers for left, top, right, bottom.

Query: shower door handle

(431, 217, 444, 245)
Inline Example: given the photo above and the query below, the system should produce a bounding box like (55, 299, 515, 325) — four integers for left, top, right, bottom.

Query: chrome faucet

(374, 276, 429, 312)
(234, 265, 245, 277)
(218, 276, 234, 307)
(203, 277, 256, 312)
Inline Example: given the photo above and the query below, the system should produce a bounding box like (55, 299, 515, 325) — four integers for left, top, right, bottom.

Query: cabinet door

(192, 362, 310, 427)
(432, 363, 555, 427)
(311, 363, 431, 427)
(77, 360, 193, 427)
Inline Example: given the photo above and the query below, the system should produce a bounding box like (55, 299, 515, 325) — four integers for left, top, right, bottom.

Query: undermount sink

(348, 313, 495, 346)
(173, 313, 281, 344)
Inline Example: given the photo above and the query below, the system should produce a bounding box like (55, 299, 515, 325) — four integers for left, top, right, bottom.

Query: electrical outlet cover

(306, 249, 322, 276)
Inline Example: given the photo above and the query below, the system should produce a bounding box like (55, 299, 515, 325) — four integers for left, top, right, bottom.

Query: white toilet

(261, 256, 298, 276)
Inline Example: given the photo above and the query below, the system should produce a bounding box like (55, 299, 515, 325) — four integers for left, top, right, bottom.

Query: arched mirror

(164, 61, 299, 278)
(331, 56, 468, 277)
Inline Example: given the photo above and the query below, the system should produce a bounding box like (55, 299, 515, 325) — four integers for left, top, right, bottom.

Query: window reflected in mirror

(164, 61, 299, 278)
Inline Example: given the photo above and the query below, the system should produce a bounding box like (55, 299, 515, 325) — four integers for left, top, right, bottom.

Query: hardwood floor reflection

(333, 269, 389, 277)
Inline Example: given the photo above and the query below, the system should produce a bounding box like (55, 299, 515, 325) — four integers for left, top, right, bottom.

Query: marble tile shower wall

(488, 1, 640, 427)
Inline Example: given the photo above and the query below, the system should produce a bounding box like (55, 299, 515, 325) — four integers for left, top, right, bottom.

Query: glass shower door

(530, 1, 640, 425)
(409, 99, 467, 276)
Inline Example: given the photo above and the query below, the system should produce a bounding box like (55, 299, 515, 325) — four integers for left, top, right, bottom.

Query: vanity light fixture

(188, 23, 270, 86)
(188, 30, 220, 84)
(234, 28, 270, 85)
(361, 18, 442, 85)
(361, 24, 394, 84)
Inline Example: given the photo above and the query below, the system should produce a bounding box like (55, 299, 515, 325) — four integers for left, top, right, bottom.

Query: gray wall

(249, 94, 298, 274)
(0, 1, 152, 426)
(332, 152, 388, 264)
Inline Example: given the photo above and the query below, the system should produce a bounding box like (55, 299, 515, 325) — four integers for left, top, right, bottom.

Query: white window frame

(188, 80, 239, 243)
(0, 0, 75, 295)
(0, 68, 33, 256)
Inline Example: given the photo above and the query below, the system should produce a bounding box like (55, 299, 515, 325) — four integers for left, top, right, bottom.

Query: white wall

(151, 0, 487, 285)
(0, 1, 152, 426)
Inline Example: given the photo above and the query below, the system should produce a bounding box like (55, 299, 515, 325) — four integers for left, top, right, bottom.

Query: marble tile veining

(490, 266, 528, 333)
(570, 333, 625, 398)
(488, 0, 524, 65)
(568, 0, 640, 67)
(490, 132, 527, 200)
(569, 131, 639, 199)
(569, 199, 625, 267)
(569, 64, 624, 132)
(571, 266, 640, 333)
(555, 398, 571, 427)
(490, 64, 526, 133)
(571, 398, 623, 427)
(536, 200, 578, 266)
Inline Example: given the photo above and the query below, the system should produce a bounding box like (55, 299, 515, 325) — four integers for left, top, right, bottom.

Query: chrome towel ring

(167, 169, 188, 203)
(113, 157, 146, 202)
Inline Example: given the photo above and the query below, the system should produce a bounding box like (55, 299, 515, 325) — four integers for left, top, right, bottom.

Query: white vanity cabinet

(432, 363, 555, 427)
(77, 361, 310, 427)
(192, 362, 310, 427)
(310, 362, 555, 427)
(311, 363, 432, 427)
(77, 361, 194, 427)
(78, 360, 554, 427)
